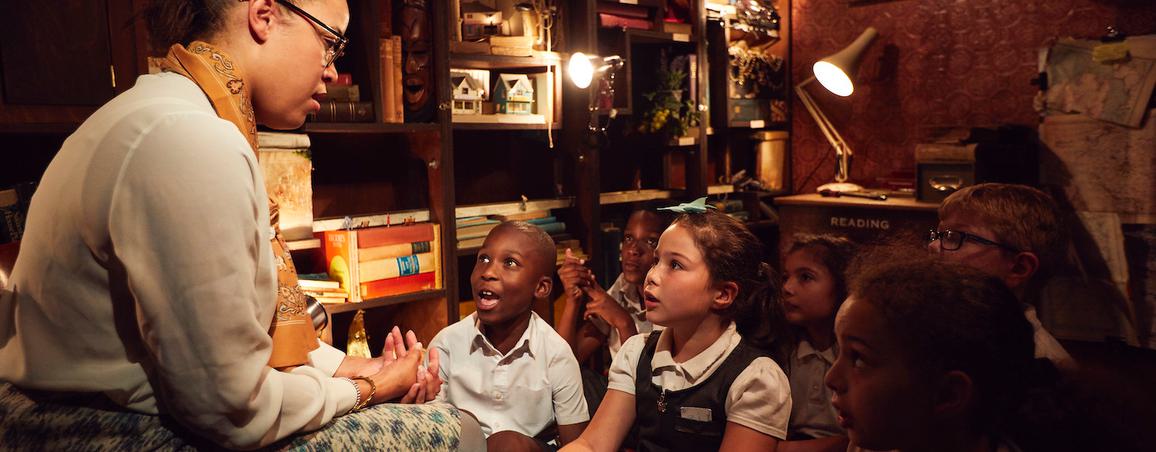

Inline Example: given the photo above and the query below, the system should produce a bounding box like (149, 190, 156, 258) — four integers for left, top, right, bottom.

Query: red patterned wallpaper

(789, 0, 1156, 193)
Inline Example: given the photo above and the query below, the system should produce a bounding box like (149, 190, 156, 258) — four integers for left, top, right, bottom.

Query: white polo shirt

(787, 339, 843, 438)
(608, 322, 792, 439)
(430, 312, 589, 437)
(589, 274, 658, 357)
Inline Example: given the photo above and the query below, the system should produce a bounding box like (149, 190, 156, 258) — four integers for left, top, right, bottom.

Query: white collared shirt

(607, 322, 792, 439)
(1024, 304, 1076, 371)
(431, 312, 589, 437)
(787, 338, 843, 438)
(589, 273, 658, 357)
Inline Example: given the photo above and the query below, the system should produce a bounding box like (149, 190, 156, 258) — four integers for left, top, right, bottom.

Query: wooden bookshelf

(455, 197, 575, 219)
(599, 189, 677, 205)
(449, 51, 563, 70)
(300, 122, 440, 134)
(324, 289, 447, 314)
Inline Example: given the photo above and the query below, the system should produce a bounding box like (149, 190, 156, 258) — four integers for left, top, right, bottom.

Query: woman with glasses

(556, 207, 672, 416)
(0, 1, 481, 449)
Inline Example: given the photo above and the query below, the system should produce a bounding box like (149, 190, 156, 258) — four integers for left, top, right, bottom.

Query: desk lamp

(795, 27, 877, 193)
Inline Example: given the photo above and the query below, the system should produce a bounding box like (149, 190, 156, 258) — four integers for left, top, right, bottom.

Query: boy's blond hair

(939, 183, 1070, 278)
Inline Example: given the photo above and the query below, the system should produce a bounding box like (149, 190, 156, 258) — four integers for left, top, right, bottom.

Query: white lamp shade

(814, 27, 877, 97)
(569, 52, 595, 89)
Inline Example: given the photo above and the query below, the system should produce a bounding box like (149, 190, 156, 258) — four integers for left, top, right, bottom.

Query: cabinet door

(0, 0, 140, 125)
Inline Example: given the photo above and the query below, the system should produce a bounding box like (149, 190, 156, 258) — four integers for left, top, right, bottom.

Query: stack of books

(456, 210, 570, 251)
(597, 2, 653, 30)
(379, 36, 405, 124)
(554, 238, 587, 267)
(298, 275, 348, 305)
(455, 216, 501, 250)
(310, 73, 374, 122)
(318, 222, 442, 302)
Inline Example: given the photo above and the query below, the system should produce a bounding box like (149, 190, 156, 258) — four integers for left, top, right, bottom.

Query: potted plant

(638, 56, 700, 139)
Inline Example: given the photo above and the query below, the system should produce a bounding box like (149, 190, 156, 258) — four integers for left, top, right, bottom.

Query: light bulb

(813, 61, 854, 97)
(569, 52, 594, 89)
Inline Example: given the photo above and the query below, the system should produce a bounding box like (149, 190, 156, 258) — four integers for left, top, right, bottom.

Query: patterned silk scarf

(160, 41, 318, 369)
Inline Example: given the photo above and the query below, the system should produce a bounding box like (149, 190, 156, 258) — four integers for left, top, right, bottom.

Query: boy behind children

(431, 221, 589, 451)
(930, 183, 1076, 370)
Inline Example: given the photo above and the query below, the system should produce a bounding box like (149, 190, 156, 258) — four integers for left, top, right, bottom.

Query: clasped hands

(334, 326, 442, 406)
(558, 248, 632, 330)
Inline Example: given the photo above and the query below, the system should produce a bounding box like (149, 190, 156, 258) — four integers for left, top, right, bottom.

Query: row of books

(378, 36, 405, 124)
(298, 275, 349, 305)
(455, 210, 566, 250)
(597, 2, 692, 34)
(306, 35, 405, 123)
(319, 222, 442, 302)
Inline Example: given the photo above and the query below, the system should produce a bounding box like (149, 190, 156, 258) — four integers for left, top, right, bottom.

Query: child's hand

(367, 341, 422, 404)
(583, 282, 631, 330)
(400, 347, 443, 404)
(559, 248, 595, 302)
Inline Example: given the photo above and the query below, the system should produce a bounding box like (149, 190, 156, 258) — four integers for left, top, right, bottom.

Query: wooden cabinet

(0, 0, 146, 129)
(774, 193, 939, 258)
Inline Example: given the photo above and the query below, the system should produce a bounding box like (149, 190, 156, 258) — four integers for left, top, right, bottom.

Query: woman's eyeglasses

(928, 229, 1022, 253)
(277, 0, 347, 67)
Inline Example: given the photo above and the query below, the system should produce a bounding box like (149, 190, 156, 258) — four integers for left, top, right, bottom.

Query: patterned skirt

(0, 383, 464, 451)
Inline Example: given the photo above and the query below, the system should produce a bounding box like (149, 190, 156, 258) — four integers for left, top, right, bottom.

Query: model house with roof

(450, 71, 486, 115)
(493, 73, 534, 115)
(460, 2, 502, 41)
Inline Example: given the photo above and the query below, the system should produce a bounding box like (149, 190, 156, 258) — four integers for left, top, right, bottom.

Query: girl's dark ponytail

(143, 0, 233, 54)
(735, 262, 793, 366)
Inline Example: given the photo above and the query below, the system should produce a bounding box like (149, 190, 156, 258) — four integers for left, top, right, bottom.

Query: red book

(359, 272, 438, 300)
(598, 13, 653, 30)
(357, 223, 436, 248)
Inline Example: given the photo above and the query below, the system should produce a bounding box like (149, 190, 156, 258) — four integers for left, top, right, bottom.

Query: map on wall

(1044, 36, 1156, 128)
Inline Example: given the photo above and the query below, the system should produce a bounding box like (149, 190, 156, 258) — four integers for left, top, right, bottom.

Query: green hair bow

(658, 197, 717, 214)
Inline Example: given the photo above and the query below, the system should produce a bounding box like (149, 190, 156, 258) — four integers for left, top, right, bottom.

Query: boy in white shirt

(431, 221, 589, 451)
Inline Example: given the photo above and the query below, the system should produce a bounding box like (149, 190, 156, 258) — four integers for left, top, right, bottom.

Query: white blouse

(0, 73, 354, 449)
(608, 322, 793, 439)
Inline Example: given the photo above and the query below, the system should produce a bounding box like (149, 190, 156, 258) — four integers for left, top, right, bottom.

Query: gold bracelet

(351, 376, 375, 411)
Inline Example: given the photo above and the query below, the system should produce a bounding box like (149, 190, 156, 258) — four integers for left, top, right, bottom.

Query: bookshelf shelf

(312, 209, 432, 233)
(324, 289, 446, 314)
(599, 189, 677, 205)
(628, 29, 695, 44)
(449, 51, 563, 70)
(727, 120, 788, 130)
(452, 122, 561, 131)
(455, 245, 482, 256)
(285, 238, 321, 251)
(300, 122, 440, 134)
(599, 0, 663, 6)
(455, 197, 574, 219)
(707, 184, 735, 195)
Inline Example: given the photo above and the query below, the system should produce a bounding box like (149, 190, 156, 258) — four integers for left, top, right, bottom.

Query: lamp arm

(795, 76, 854, 183)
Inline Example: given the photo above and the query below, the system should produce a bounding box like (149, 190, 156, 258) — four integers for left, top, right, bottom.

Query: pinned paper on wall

(1044, 35, 1156, 128)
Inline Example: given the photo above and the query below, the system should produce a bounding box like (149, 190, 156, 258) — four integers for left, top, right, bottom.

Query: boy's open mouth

(477, 289, 500, 310)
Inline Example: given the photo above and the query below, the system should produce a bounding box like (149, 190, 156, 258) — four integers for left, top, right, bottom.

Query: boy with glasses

(928, 183, 1075, 370)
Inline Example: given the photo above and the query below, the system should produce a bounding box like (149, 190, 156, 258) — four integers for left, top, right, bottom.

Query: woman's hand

(366, 339, 423, 404)
(333, 326, 414, 378)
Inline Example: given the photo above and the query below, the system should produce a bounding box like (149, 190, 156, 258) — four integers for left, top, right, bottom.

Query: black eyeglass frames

(276, 0, 347, 67)
(928, 229, 1022, 254)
